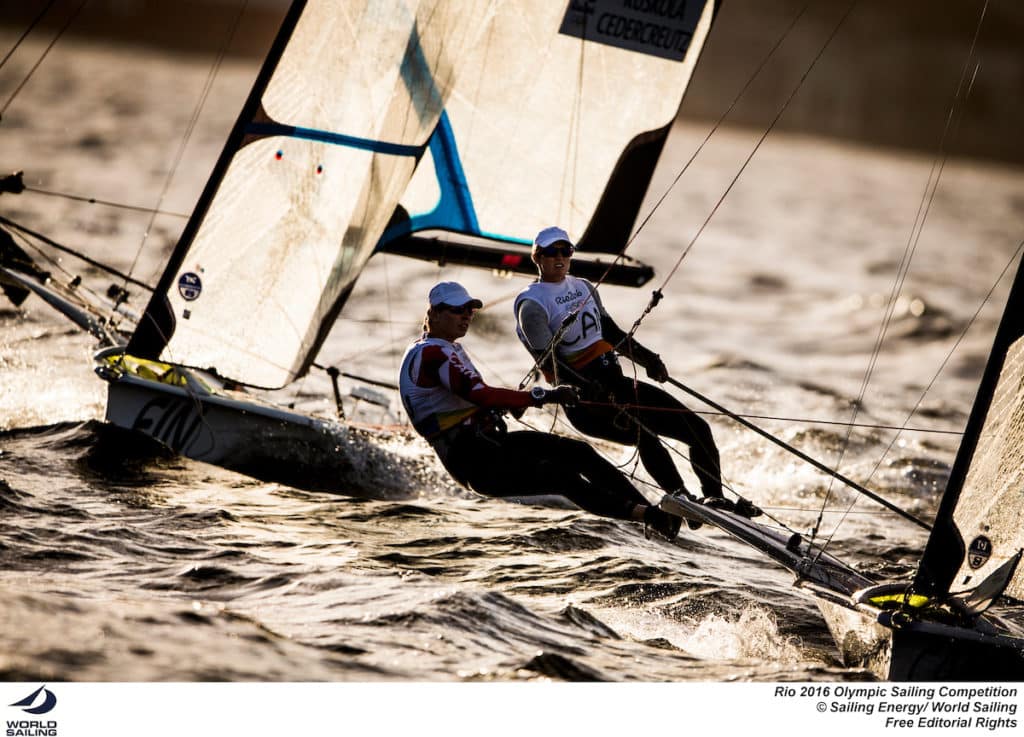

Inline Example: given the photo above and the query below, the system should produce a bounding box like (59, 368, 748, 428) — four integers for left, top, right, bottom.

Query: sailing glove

(645, 355, 668, 383)
(531, 385, 580, 407)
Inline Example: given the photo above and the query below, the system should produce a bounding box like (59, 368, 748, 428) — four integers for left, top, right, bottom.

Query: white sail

(140, 0, 488, 388)
(946, 335, 1024, 600)
(132, 0, 717, 389)
(397, 0, 716, 245)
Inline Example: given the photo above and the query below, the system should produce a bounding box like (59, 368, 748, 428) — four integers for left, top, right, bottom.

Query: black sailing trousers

(565, 375, 723, 499)
(442, 429, 648, 520)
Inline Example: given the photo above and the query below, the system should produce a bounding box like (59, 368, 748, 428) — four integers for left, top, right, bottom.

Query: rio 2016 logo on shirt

(555, 289, 584, 305)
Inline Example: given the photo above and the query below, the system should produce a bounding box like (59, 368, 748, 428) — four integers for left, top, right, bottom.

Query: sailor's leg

(512, 431, 650, 519)
(452, 430, 651, 520)
(630, 382, 723, 499)
(564, 385, 691, 493)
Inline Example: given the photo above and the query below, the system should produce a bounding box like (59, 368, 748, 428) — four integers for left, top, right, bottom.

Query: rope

(573, 398, 961, 437)
(623, 0, 861, 351)
(0, 0, 88, 120)
(22, 186, 190, 219)
(663, 375, 931, 531)
(862, 237, 1024, 491)
(120, 0, 250, 300)
(0, 0, 59, 71)
(0, 214, 153, 291)
(522, 1, 859, 393)
(516, 2, 822, 389)
(810, 0, 991, 554)
(624, 0, 817, 256)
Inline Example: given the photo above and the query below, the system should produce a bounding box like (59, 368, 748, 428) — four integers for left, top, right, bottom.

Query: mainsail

(915, 252, 1024, 605)
(128, 0, 718, 389)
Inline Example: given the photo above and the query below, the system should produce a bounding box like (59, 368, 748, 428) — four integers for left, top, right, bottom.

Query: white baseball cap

(533, 226, 574, 250)
(428, 281, 483, 308)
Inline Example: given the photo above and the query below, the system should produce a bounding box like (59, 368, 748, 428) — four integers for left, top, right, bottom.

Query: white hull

(101, 368, 357, 491)
(814, 598, 893, 679)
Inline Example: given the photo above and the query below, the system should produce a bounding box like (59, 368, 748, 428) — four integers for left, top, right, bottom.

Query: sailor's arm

(439, 348, 574, 409)
(516, 299, 554, 353)
(593, 290, 668, 382)
(516, 298, 561, 378)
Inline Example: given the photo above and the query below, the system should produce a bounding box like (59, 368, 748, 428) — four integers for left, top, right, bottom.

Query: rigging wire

(0, 214, 153, 291)
(110, 0, 262, 444)
(812, 0, 992, 552)
(622, 0, 816, 258)
(640, 0, 860, 316)
(0, 0, 59, 72)
(565, 6, 588, 232)
(21, 186, 190, 219)
(519, 0, 845, 386)
(571, 398, 961, 437)
(519, 1, 899, 518)
(861, 237, 1024, 489)
(120, 0, 251, 299)
(516, 2, 818, 392)
(504, 0, 963, 538)
(0, 0, 88, 120)
(663, 375, 931, 530)
(324, 305, 968, 439)
(4, 226, 122, 344)
(522, 0, 818, 375)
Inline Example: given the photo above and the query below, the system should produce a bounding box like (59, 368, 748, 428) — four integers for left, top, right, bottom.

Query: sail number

(131, 395, 210, 456)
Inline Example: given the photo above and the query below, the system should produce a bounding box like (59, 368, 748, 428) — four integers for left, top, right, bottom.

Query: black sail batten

(577, 125, 671, 255)
(577, 0, 723, 256)
(127, 0, 308, 361)
(914, 252, 1024, 599)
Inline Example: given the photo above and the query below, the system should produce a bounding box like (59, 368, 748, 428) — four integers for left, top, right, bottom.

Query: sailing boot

(701, 494, 762, 519)
(642, 504, 683, 542)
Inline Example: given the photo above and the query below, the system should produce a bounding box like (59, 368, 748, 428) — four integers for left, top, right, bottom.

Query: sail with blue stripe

(128, 0, 717, 389)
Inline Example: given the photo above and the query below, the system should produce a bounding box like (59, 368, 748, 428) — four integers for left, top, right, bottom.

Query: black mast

(127, 0, 309, 358)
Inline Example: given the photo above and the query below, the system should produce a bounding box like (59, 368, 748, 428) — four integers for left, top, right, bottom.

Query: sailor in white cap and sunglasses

(514, 227, 761, 522)
(399, 281, 686, 541)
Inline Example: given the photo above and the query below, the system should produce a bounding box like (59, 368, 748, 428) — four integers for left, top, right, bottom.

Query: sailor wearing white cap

(514, 227, 762, 521)
(398, 281, 686, 540)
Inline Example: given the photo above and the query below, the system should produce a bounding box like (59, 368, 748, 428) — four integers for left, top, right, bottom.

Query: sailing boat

(3, 1, 1023, 681)
(2, 0, 717, 489)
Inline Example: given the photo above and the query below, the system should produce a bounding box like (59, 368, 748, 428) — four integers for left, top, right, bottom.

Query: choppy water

(2, 33, 1023, 684)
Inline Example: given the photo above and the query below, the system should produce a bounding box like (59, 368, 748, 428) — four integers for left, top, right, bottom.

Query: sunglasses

(439, 303, 477, 315)
(537, 244, 574, 258)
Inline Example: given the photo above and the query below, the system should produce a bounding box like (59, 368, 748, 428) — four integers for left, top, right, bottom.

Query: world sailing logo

(6, 685, 58, 737)
(8, 687, 56, 716)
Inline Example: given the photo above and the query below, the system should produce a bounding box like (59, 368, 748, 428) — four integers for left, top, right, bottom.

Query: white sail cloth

(151, 0, 715, 388)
